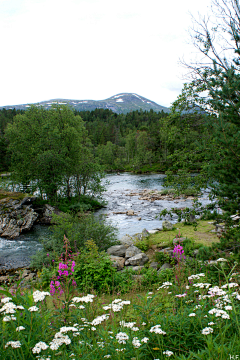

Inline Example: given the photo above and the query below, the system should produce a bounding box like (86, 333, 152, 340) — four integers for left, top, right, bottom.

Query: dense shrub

(73, 240, 117, 293)
(31, 213, 118, 269)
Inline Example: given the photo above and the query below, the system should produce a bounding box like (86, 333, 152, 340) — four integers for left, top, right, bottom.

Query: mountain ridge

(0, 93, 170, 114)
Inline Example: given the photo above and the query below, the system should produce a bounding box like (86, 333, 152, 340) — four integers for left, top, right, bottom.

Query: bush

(134, 238, 151, 252)
(155, 251, 175, 266)
(74, 240, 117, 293)
(157, 267, 174, 283)
(182, 238, 200, 257)
(196, 245, 216, 261)
(37, 266, 58, 289)
(31, 212, 118, 269)
(56, 195, 105, 213)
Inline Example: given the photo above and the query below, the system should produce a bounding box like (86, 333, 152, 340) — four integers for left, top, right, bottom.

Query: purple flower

(71, 261, 76, 272)
(173, 244, 185, 262)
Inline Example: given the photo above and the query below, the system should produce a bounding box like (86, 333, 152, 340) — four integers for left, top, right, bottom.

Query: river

(0, 173, 211, 269)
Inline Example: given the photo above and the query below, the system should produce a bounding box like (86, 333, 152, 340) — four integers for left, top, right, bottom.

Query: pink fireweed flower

(50, 280, 63, 296)
(58, 261, 75, 277)
(173, 244, 185, 262)
(71, 261, 76, 272)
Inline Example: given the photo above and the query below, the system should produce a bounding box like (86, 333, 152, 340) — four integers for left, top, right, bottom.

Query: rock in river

(0, 193, 38, 239)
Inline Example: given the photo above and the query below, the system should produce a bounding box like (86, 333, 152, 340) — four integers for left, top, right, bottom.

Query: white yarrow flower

(16, 326, 25, 331)
(201, 327, 213, 335)
(149, 325, 166, 335)
(5, 341, 21, 348)
(132, 337, 141, 348)
(1, 297, 12, 303)
(3, 315, 16, 321)
(28, 306, 39, 312)
(163, 350, 174, 357)
(116, 332, 129, 344)
(33, 290, 50, 303)
(32, 341, 49, 354)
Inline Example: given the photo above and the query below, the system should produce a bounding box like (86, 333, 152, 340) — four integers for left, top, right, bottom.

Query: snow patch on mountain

(133, 94, 143, 100)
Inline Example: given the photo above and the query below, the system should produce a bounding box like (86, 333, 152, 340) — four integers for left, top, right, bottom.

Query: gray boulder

(130, 266, 144, 272)
(107, 245, 127, 257)
(125, 245, 142, 259)
(162, 221, 173, 230)
(110, 256, 125, 271)
(158, 263, 173, 272)
(133, 233, 142, 241)
(159, 247, 174, 256)
(39, 204, 56, 224)
(149, 262, 159, 270)
(142, 228, 149, 238)
(0, 207, 38, 239)
(119, 235, 134, 246)
(125, 253, 149, 266)
(24, 273, 36, 281)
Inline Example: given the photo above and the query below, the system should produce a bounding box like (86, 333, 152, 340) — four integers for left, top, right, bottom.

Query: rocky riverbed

(96, 173, 211, 239)
(0, 173, 212, 271)
(0, 190, 58, 269)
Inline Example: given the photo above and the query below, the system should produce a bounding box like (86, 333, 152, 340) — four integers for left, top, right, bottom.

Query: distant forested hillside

(0, 106, 208, 174)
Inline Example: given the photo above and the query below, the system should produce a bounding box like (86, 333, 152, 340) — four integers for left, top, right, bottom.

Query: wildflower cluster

(33, 290, 50, 303)
(58, 261, 75, 277)
(1, 251, 240, 360)
(149, 324, 166, 335)
(103, 299, 131, 312)
(71, 294, 95, 304)
(157, 282, 172, 290)
(173, 243, 185, 262)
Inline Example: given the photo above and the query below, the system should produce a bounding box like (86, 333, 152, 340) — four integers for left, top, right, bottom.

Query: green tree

(133, 130, 153, 170)
(5, 105, 93, 202)
(172, 0, 240, 213)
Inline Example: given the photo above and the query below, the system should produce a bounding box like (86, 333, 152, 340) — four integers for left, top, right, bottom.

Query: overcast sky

(0, 0, 211, 108)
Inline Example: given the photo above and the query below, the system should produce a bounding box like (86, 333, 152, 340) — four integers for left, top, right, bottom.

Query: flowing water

(0, 173, 211, 269)
(96, 173, 211, 238)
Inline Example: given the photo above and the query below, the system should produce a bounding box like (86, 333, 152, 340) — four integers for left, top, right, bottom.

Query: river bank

(0, 173, 212, 270)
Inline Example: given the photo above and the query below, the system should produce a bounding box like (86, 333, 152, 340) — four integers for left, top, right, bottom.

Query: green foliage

(134, 237, 151, 252)
(157, 267, 174, 284)
(5, 105, 104, 202)
(201, 209, 219, 220)
(2, 254, 240, 359)
(74, 240, 117, 293)
(181, 238, 199, 257)
(37, 266, 58, 289)
(56, 194, 105, 213)
(171, 1, 240, 215)
(196, 246, 215, 261)
(216, 225, 240, 253)
(30, 213, 118, 269)
(74, 246, 164, 294)
(159, 200, 219, 231)
(155, 251, 175, 266)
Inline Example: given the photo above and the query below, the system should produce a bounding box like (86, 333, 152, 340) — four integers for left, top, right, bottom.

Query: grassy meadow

(0, 219, 240, 360)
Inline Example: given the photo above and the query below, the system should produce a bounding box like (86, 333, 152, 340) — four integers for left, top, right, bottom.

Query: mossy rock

(0, 190, 30, 202)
